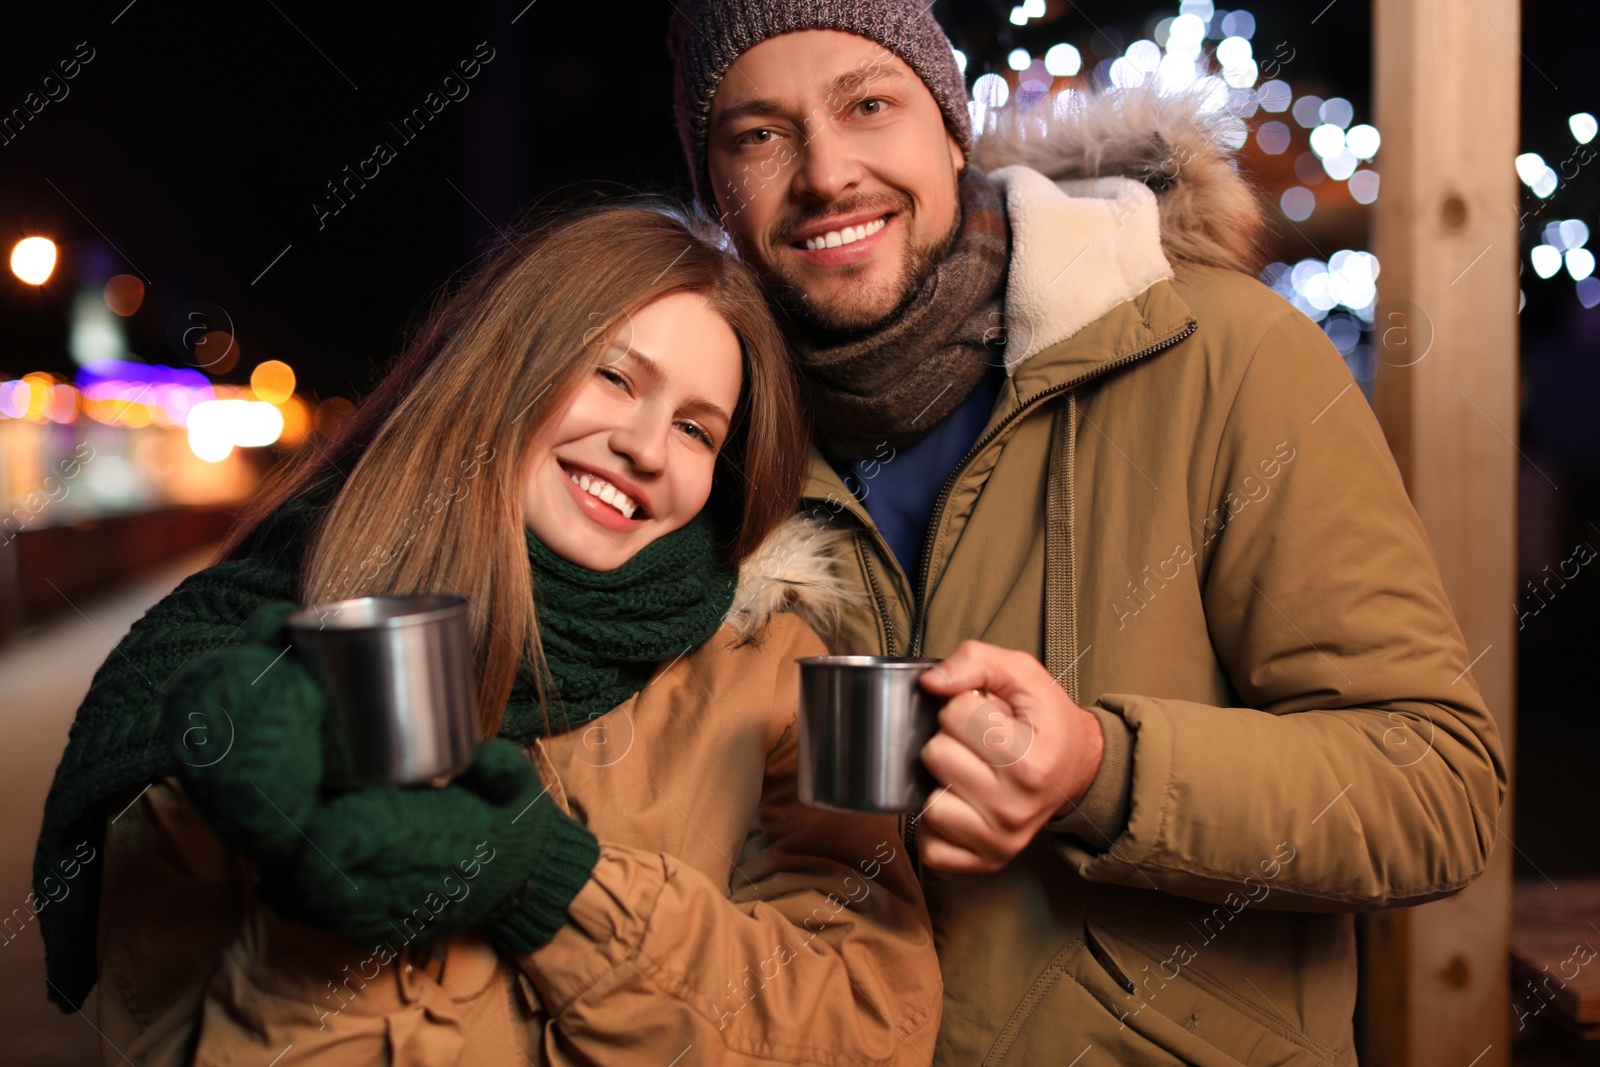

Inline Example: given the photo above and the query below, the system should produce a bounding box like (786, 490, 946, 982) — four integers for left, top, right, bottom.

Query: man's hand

(916, 640, 1105, 873)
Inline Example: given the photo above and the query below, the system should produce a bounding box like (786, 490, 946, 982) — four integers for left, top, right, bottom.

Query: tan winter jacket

(800, 89, 1507, 1065)
(92, 522, 940, 1066)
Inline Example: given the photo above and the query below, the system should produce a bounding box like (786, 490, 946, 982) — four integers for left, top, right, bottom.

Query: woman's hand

(166, 601, 598, 952)
(165, 599, 327, 898)
(292, 740, 597, 954)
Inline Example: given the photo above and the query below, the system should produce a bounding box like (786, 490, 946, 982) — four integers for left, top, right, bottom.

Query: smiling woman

(37, 198, 943, 1066)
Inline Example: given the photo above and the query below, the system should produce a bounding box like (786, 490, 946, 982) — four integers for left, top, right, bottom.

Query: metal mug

(286, 594, 478, 790)
(795, 655, 941, 813)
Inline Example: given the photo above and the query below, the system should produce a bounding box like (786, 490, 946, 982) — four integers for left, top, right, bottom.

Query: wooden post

(1367, 0, 1520, 1063)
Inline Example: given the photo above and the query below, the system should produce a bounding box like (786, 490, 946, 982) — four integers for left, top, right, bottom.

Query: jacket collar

(992, 165, 1176, 376)
(991, 164, 1199, 404)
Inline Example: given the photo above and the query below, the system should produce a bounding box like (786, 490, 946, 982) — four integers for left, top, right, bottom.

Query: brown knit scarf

(790, 167, 1010, 461)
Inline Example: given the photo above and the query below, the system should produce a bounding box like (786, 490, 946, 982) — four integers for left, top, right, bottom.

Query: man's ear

(947, 132, 965, 175)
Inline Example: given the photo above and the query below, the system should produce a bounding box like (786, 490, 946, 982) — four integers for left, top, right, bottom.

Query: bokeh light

(250, 360, 296, 405)
(11, 237, 57, 285)
(103, 274, 145, 316)
(1345, 124, 1381, 160)
(0, 380, 28, 419)
(1577, 277, 1600, 309)
(972, 73, 1009, 109)
(1349, 170, 1381, 204)
(1531, 245, 1563, 279)
(1281, 186, 1315, 222)
(276, 394, 313, 446)
(1169, 13, 1207, 55)
(22, 373, 56, 421)
(1515, 152, 1560, 198)
(1257, 120, 1292, 155)
(1294, 152, 1326, 185)
(187, 398, 285, 461)
(1516, 153, 1548, 184)
(1309, 124, 1346, 159)
(1215, 36, 1252, 69)
(190, 329, 240, 375)
(1291, 95, 1324, 129)
(1318, 97, 1354, 129)
(1221, 10, 1256, 37)
(1257, 80, 1292, 112)
(1044, 43, 1082, 77)
(1322, 149, 1360, 181)
(45, 384, 80, 424)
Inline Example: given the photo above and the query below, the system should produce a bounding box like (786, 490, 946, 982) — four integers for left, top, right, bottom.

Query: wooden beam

(1367, 0, 1520, 1064)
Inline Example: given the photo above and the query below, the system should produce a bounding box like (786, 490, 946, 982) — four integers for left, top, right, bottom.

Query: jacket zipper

(856, 531, 900, 656)
(855, 530, 920, 872)
(898, 321, 1196, 875)
(907, 321, 1197, 656)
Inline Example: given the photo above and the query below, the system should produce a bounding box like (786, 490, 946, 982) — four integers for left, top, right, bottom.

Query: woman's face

(521, 290, 743, 572)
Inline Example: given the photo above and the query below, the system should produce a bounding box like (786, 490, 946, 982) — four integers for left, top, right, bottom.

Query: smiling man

(670, 2, 1506, 1064)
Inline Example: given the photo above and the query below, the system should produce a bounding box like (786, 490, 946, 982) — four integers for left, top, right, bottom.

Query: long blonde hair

(221, 201, 808, 738)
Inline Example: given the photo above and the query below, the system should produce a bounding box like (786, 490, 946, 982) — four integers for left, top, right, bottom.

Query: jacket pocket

(1069, 919, 1344, 1067)
(981, 936, 1192, 1067)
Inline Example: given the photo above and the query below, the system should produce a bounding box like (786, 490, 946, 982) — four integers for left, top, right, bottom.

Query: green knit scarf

(34, 492, 738, 1012)
(504, 516, 738, 741)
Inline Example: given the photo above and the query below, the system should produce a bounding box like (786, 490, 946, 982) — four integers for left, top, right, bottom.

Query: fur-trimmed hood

(970, 84, 1269, 371)
(725, 515, 863, 644)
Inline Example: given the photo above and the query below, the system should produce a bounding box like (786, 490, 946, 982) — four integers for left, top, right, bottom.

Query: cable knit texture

(163, 614, 601, 958)
(35, 493, 737, 1012)
(508, 511, 737, 741)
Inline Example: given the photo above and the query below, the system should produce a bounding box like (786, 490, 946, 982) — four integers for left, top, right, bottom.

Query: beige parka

(798, 89, 1507, 1065)
(92, 521, 941, 1066)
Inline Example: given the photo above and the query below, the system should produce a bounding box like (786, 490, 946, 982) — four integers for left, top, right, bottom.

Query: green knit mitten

(167, 601, 599, 953)
(293, 739, 600, 954)
(165, 599, 327, 913)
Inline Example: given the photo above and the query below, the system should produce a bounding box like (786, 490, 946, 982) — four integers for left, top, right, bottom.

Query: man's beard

(757, 192, 962, 337)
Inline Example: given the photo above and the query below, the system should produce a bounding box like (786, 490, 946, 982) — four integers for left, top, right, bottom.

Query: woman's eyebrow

(620, 349, 733, 427)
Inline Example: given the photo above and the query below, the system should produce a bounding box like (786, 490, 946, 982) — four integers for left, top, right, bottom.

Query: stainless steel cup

(795, 655, 941, 813)
(285, 594, 478, 790)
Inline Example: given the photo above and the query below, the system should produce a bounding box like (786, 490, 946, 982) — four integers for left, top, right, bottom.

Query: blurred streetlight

(11, 237, 58, 285)
(250, 360, 296, 404)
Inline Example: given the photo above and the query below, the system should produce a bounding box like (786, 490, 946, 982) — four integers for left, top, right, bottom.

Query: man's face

(707, 29, 965, 334)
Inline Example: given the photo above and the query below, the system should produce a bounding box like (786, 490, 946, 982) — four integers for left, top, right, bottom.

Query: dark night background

(1, 0, 1597, 1056)
(0, 0, 1388, 404)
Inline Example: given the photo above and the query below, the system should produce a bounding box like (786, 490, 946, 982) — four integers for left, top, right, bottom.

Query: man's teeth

(803, 216, 886, 251)
(568, 470, 638, 520)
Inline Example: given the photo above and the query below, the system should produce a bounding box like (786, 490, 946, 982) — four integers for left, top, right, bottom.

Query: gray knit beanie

(669, 0, 972, 213)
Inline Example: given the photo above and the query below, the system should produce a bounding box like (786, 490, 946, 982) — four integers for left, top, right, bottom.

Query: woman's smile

(557, 461, 649, 529)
